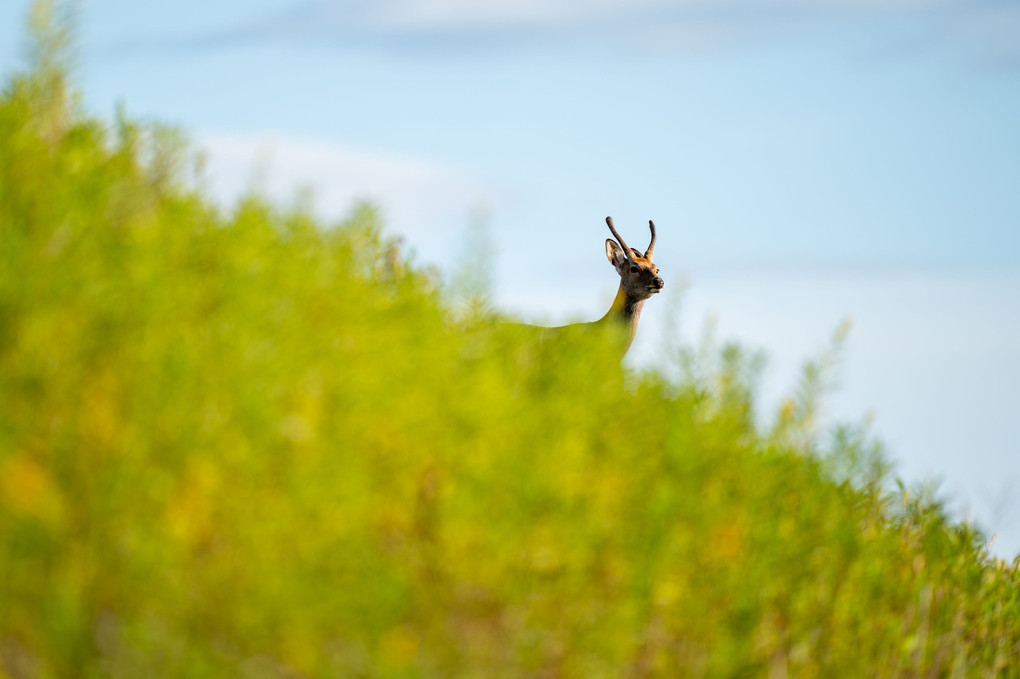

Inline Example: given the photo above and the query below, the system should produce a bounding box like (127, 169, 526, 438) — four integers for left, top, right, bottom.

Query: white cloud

(281, 0, 1020, 63)
(83, 0, 1020, 66)
(362, 0, 925, 31)
(196, 131, 499, 256)
(361, 0, 756, 31)
(350, 0, 989, 32)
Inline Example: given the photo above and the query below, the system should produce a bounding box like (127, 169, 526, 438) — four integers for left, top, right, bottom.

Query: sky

(2, 0, 1019, 556)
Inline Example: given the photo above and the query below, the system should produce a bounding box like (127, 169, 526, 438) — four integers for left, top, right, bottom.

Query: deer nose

(655, 277, 664, 289)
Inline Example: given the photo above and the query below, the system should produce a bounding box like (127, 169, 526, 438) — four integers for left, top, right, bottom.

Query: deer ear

(606, 239, 626, 267)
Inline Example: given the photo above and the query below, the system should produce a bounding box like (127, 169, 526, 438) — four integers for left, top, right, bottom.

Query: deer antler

(606, 216, 635, 261)
(645, 220, 656, 258)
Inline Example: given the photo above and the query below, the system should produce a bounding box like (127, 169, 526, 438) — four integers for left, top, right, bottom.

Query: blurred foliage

(1, 5, 1018, 678)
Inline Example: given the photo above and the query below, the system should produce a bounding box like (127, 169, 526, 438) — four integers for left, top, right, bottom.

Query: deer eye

(630, 266, 639, 273)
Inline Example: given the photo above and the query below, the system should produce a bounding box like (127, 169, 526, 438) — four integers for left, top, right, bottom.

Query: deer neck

(600, 283, 646, 350)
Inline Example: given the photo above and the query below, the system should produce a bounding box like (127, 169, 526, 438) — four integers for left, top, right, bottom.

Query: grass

(0, 5, 1018, 677)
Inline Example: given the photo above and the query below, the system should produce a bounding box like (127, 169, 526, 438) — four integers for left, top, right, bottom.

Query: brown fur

(509, 217, 664, 358)
(598, 222, 664, 352)
(517, 217, 664, 357)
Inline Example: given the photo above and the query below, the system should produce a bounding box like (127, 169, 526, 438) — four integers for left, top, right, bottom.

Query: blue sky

(2, 0, 1019, 555)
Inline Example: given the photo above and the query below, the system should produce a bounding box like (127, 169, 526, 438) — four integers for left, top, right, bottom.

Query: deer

(598, 216, 664, 353)
(510, 216, 664, 359)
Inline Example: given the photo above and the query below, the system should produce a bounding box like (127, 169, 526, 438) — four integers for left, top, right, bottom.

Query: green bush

(1, 7, 1017, 677)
